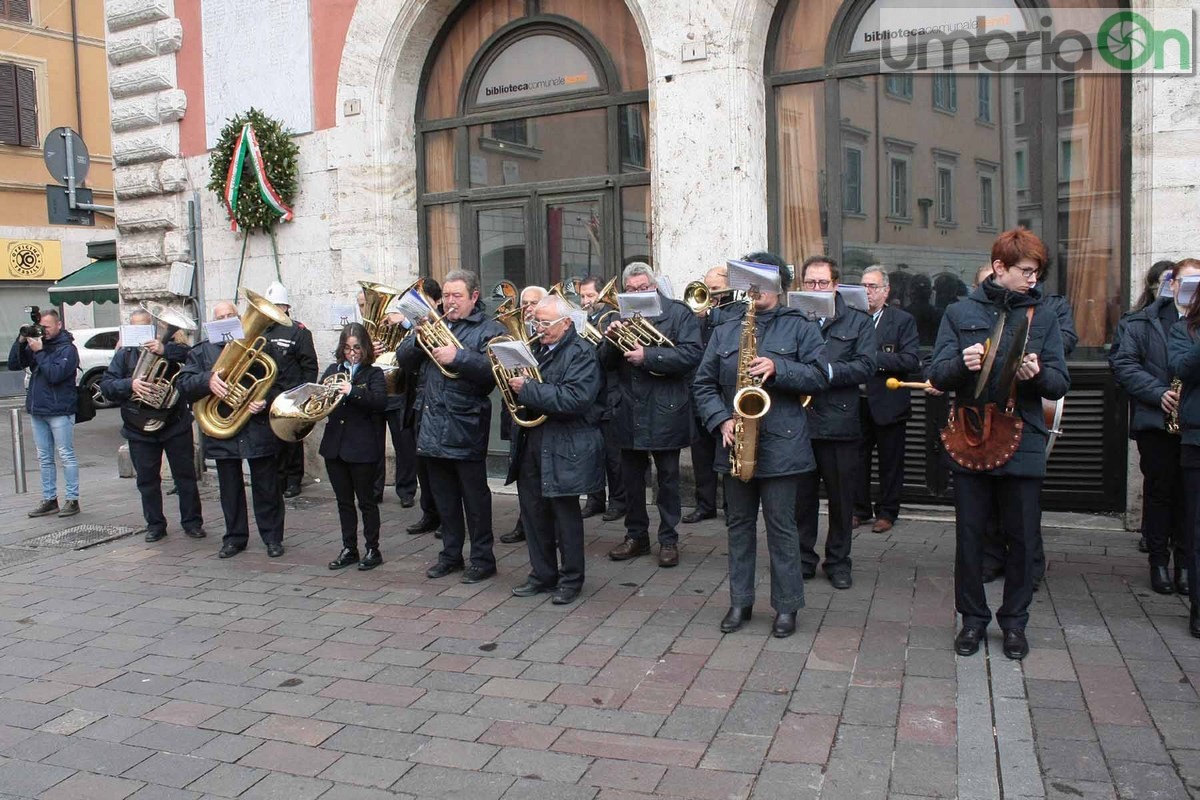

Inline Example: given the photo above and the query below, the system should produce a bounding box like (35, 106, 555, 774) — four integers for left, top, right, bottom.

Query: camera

(19, 306, 44, 339)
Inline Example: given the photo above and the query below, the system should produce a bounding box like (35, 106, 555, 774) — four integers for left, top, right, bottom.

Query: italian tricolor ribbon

(222, 123, 294, 232)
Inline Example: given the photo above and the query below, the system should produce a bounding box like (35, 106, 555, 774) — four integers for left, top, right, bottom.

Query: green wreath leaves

(207, 108, 300, 235)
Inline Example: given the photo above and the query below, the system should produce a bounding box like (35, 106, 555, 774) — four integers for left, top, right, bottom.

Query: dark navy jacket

(864, 305, 921, 426)
(506, 327, 605, 497)
(99, 342, 193, 443)
(395, 301, 505, 461)
(177, 339, 285, 460)
(693, 304, 828, 477)
(599, 295, 704, 451)
(318, 363, 388, 463)
(1166, 320, 1200, 447)
(264, 320, 319, 390)
(929, 280, 1070, 477)
(7, 330, 79, 417)
(1110, 296, 1181, 434)
(587, 303, 619, 422)
(1038, 285, 1079, 358)
(807, 293, 877, 440)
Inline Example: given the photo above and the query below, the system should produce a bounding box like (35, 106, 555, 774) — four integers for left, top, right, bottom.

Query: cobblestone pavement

(0, 458, 1195, 800)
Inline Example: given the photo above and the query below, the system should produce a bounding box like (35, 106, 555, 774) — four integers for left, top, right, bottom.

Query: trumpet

(683, 281, 743, 315)
(549, 279, 603, 345)
(487, 337, 547, 428)
(269, 372, 352, 442)
(194, 289, 292, 439)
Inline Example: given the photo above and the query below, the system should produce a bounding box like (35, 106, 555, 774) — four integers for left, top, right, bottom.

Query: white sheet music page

(787, 291, 836, 321)
(727, 260, 781, 294)
(396, 290, 434, 322)
(617, 292, 662, 319)
(490, 339, 539, 370)
(1178, 275, 1200, 308)
(837, 285, 869, 313)
(205, 317, 246, 343)
(119, 324, 156, 348)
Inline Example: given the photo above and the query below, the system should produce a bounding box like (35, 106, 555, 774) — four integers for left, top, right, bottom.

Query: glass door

(542, 194, 607, 286)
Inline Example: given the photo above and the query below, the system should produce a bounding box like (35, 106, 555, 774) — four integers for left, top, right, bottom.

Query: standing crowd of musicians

(98, 225, 1200, 654)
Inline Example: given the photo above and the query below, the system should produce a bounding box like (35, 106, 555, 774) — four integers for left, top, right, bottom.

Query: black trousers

(587, 421, 626, 511)
(129, 431, 202, 534)
(854, 400, 906, 522)
(981, 495, 1046, 580)
(374, 409, 418, 502)
(1135, 430, 1187, 568)
(797, 439, 857, 575)
(518, 429, 584, 590)
(278, 440, 304, 490)
(954, 472, 1041, 631)
(425, 456, 495, 570)
(326, 458, 380, 551)
(416, 455, 437, 516)
(690, 423, 719, 515)
(621, 449, 681, 546)
(1185, 462, 1200, 608)
(215, 456, 284, 548)
(725, 473, 805, 613)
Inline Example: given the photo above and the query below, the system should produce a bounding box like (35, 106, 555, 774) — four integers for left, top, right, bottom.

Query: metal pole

(10, 409, 27, 494)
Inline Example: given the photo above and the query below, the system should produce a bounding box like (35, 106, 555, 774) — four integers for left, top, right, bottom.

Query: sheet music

(1160, 271, 1176, 298)
(1178, 275, 1200, 307)
(489, 339, 539, 370)
(329, 303, 357, 329)
(205, 317, 246, 343)
(119, 324, 156, 348)
(396, 290, 434, 322)
(787, 291, 836, 321)
(727, 260, 781, 293)
(567, 309, 588, 334)
(617, 292, 662, 319)
(656, 274, 676, 300)
(837, 285, 870, 313)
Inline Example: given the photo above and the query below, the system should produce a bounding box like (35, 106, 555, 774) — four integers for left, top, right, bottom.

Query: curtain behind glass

(776, 83, 826, 283)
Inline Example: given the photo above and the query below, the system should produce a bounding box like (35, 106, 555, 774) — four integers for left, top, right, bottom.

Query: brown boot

(607, 539, 650, 561)
(658, 544, 679, 568)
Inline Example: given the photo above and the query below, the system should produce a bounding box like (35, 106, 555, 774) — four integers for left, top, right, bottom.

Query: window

(977, 75, 991, 123)
(1058, 76, 1079, 113)
(619, 105, 647, 171)
(936, 166, 954, 224)
(1014, 145, 1028, 193)
(933, 74, 957, 112)
(979, 175, 995, 228)
(842, 147, 863, 214)
(885, 74, 913, 100)
(1058, 134, 1087, 183)
(1013, 87, 1024, 125)
(85, 331, 118, 350)
(490, 119, 528, 146)
(0, 61, 37, 147)
(0, 1, 31, 23)
(889, 157, 909, 219)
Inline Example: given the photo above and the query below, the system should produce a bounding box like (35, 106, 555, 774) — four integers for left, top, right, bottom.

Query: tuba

(487, 337, 547, 429)
(359, 280, 404, 394)
(729, 291, 772, 481)
(123, 301, 198, 433)
(549, 279, 603, 345)
(494, 295, 531, 345)
(193, 289, 292, 439)
(269, 372, 351, 442)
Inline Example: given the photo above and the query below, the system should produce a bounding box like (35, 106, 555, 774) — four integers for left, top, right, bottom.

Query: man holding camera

(8, 307, 81, 517)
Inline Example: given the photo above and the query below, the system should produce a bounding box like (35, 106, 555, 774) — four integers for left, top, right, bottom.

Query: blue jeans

(30, 414, 78, 501)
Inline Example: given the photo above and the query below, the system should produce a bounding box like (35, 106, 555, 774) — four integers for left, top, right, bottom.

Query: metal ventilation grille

(24, 524, 138, 550)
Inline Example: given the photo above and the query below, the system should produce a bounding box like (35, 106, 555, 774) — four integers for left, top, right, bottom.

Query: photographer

(7, 307, 81, 517)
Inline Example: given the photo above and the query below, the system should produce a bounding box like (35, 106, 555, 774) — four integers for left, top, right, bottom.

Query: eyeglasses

(532, 316, 567, 329)
(861, 283, 885, 292)
(803, 280, 833, 290)
(343, 344, 363, 352)
(1015, 267, 1038, 280)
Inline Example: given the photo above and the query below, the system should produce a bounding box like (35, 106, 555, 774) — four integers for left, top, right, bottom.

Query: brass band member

(395, 279, 444, 538)
(178, 301, 287, 558)
(693, 258, 828, 637)
(323, 323, 389, 571)
(501, 285, 548, 546)
(507, 296, 606, 604)
(99, 308, 205, 542)
(357, 290, 417, 510)
(263, 282, 319, 498)
(601, 262, 704, 567)
(396, 269, 505, 582)
(853, 266, 920, 534)
(1166, 260, 1200, 638)
(579, 275, 625, 521)
(930, 229, 1069, 660)
(685, 265, 731, 524)
(796, 256, 877, 589)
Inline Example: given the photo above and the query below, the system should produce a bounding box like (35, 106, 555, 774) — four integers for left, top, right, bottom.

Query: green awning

(47, 258, 118, 305)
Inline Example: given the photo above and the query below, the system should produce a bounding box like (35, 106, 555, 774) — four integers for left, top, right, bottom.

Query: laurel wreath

(206, 108, 300, 235)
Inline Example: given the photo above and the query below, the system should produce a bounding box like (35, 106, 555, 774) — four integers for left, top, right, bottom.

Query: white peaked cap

(265, 281, 289, 306)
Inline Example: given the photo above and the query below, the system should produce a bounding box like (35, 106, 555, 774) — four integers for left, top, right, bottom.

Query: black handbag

(75, 384, 96, 423)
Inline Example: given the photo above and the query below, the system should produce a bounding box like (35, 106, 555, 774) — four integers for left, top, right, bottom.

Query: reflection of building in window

(977, 75, 991, 123)
(885, 74, 913, 100)
(1014, 142, 1028, 196)
(1057, 76, 1079, 113)
(889, 158, 909, 219)
(1013, 87, 1024, 125)
(936, 167, 954, 224)
(619, 106, 646, 169)
(843, 146, 863, 214)
(1058, 129, 1087, 184)
(0, 62, 38, 147)
(491, 119, 529, 146)
(979, 175, 994, 228)
(933, 74, 957, 113)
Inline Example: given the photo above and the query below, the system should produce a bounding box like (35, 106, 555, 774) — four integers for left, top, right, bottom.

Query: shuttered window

(0, 62, 38, 147)
(0, 1, 32, 23)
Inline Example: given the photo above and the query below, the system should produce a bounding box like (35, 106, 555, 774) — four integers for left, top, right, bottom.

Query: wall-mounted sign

(850, 0, 1026, 53)
(1, 239, 63, 281)
(476, 34, 601, 106)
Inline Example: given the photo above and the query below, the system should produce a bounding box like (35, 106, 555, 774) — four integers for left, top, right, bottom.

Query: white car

(73, 327, 120, 408)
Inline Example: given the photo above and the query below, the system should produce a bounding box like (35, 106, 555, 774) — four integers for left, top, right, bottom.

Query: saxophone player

(693, 257, 828, 637)
(178, 301, 287, 559)
(506, 296, 606, 604)
(99, 308, 205, 543)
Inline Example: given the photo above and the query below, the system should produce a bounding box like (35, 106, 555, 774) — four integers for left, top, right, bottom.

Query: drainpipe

(70, 0, 83, 138)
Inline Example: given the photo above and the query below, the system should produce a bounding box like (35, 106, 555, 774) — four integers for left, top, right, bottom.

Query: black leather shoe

(399, 496, 415, 509)
(329, 549, 360, 570)
(1002, 628, 1030, 660)
(461, 566, 496, 584)
(1151, 566, 1174, 594)
(681, 509, 716, 524)
(218, 544, 245, 559)
(580, 503, 605, 520)
(512, 580, 553, 598)
(266, 544, 285, 558)
(801, 565, 816, 581)
(283, 485, 301, 499)
(406, 514, 440, 535)
(720, 607, 753, 634)
(1190, 606, 1200, 639)
(1138, 536, 1149, 553)
(184, 527, 207, 539)
(954, 626, 985, 656)
(772, 612, 797, 638)
(144, 529, 166, 543)
(601, 507, 626, 522)
(829, 572, 853, 590)
(358, 549, 382, 571)
(1175, 567, 1190, 596)
(500, 527, 526, 544)
(551, 586, 580, 605)
(426, 561, 462, 579)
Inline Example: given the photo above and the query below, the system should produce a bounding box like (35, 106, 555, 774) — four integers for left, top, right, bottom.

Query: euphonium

(730, 291, 772, 481)
(125, 301, 198, 433)
(269, 372, 351, 442)
(549, 280, 603, 345)
(486, 336, 547, 428)
(193, 289, 291, 439)
(411, 281, 463, 379)
(494, 296, 531, 344)
(1167, 376, 1183, 435)
(359, 280, 404, 394)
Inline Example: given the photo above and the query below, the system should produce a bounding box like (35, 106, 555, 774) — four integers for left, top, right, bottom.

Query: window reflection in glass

(477, 206, 527, 293)
(547, 200, 602, 285)
(424, 130, 456, 194)
(621, 185, 651, 266)
(468, 109, 607, 188)
(620, 105, 649, 172)
(427, 204, 462, 284)
(776, 83, 827, 269)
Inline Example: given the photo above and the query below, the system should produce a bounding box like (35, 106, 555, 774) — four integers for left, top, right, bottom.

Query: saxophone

(729, 292, 772, 481)
(1167, 377, 1183, 434)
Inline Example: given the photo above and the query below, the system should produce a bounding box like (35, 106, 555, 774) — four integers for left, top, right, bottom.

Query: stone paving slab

(0, 463, 1195, 799)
